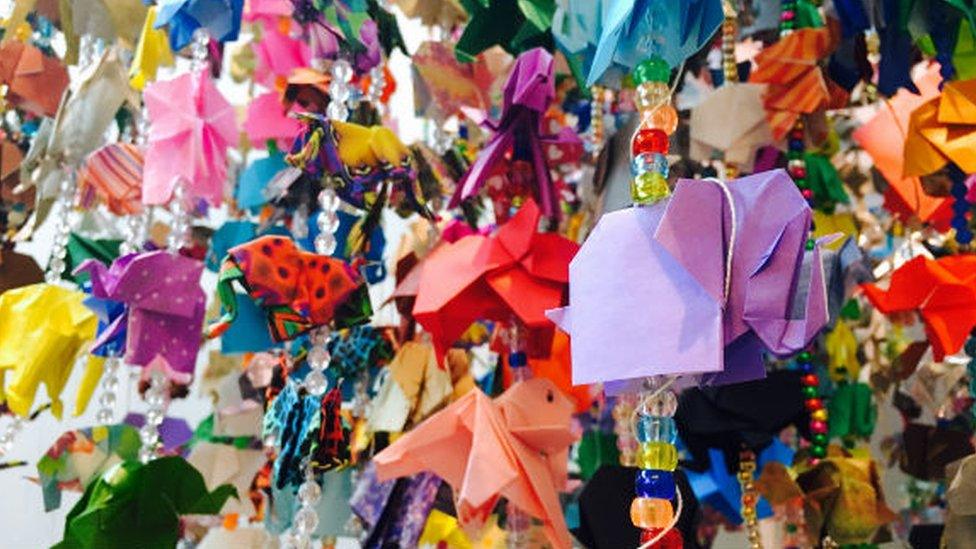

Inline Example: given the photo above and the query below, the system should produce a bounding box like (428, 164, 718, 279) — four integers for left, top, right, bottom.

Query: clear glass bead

(138, 446, 155, 463)
(103, 375, 119, 393)
(329, 81, 352, 103)
(145, 408, 165, 426)
(326, 102, 349, 122)
(641, 389, 678, 417)
(298, 480, 322, 505)
(307, 346, 330, 370)
(98, 391, 117, 408)
(145, 391, 166, 408)
(315, 232, 337, 255)
(330, 59, 354, 82)
(304, 370, 328, 397)
(293, 506, 320, 534)
(139, 425, 158, 445)
(96, 408, 114, 424)
(317, 211, 340, 234)
(318, 189, 340, 212)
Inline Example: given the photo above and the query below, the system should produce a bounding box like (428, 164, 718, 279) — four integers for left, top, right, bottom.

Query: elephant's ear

(743, 213, 829, 356)
(654, 178, 727, 303)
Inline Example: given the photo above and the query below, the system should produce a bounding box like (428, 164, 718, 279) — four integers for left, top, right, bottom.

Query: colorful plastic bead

(632, 172, 670, 204)
(630, 497, 673, 529)
(811, 408, 828, 422)
(810, 420, 828, 434)
(801, 386, 817, 398)
(636, 415, 677, 443)
(810, 444, 827, 458)
(636, 469, 676, 499)
(633, 128, 669, 155)
(640, 527, 683, 548)
(801, 374, 819, 386)
(804, 398, 823, 412)
(631, 152, 669, 178)
(633, 57, 671, 85)
(636, 442, 678, 470)
(636, 82, 671, 111)
(645, 105, 678, 135)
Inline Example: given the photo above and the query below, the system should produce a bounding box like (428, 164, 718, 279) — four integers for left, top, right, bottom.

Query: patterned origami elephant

(548, 169, 829, 387)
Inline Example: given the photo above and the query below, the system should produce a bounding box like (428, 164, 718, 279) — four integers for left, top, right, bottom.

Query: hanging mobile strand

(138, 369, 169, 463)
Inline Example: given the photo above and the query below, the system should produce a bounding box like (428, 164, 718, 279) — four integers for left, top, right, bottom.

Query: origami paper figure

(243, 91, 302, 150)
(749, 28, 847, 139)
(368, 341, 455, 433)
(349, 462, 443, 548)
(454, 0, 554, 62)
(448, 48, 583, 219)
(945, 454, 976, 547)
(757, 449, 898, 546)
(904, 78, 976, 176)
(267, 469, 355, 538)
(0, 283, 97, 418)
(549, 170, 828, 386)
(208, 235, 366, 342)
(325, 324, 394, 377)
(374, 378, 578, 549)
(860, 255, 976, 361)
(236, 149, 289, 210)
(77, 251, 206, 375)
(584, 0, 723, 85)
(395, 0, 466, 27)
(289, 0, 391, 71)
(411, 40, 498, 118)
(71, 0, 148, 45)
(62, 233, 122, 286)
(143, 69, 239, 207)
(187, 441, 266, 516)
(501, 330, 598, 414)
(36, 424, 140, 512)
(77, 143, 145, 216)
(0, 40, 69, 117)
(54, 456, 237, 549)
(252, 26, 311, 90)
(124, 413, 195, 453)
(282, 67, 330, 112)
(689, 83, 773, 171)
(154, 0, 244, 51)
(412, 198, 578, 360)
(852, 66, 949, 223)
(0, 247, 43, 293)
(130, 6, 175, 90)
(417, 509, 509, 549)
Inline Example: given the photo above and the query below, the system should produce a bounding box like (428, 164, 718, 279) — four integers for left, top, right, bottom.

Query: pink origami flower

(143, 70, 238, 207)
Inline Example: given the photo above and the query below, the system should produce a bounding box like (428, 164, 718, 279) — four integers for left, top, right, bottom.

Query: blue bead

(958, 229, 974, 244)
(798, 362, 813, 373)
(630, 152, 668, 177)
(635, 469, 676, 499)
(952, 216, 968, 230)
(509, 351, 527, 368)
(635, 415, 676, 443)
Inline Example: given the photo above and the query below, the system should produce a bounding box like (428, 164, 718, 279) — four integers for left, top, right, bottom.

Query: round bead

(804, 398, 823, 412)
(810, 420, 828, 434)
(304, 370, 329, 396)
(811, 409, 828, 422)
(636, 442, 678, 470)
(631, 152, 669, 178)
(810, 445, 827, 458)
(645, 105, 678, 135)
(96, 408, 114, 424)
(812, 433, 828, 446)
(636, 82, 671, 111)
(635, 415, 677, 443)
(798, 351, 812, 362)
(791, 167, 807, 179)
(643, 389, 678, 417)
(805, 238, 816, 250)
(636, 469, 677, 499)
(298, 480, 322, 504)
(293, 506, 320, 534)
(781, 10, 795, 20)
(801, 374, 819, 387)
(801, 188, 814, 200)
(630, 497, 673, 529)
(641, 527, 683, 548)
(633, 57, 671, 85)
(632, 172, 670, 204)
(633, 128, 670, 155)
(801, 386, 817, 398)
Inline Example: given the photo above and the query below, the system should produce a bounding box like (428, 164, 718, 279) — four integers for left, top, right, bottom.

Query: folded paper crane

(903, 78, 976, 176)
(448, 47, 582, 219)
(548, 170, 829, 387)
(412, 198, 579, 360)
(0, 40, 69, 117)
(860, 255, 976, 361)
(374, 377, 578, 549)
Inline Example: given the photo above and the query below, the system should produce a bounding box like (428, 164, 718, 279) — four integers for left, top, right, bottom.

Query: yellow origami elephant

(0, 283, 97, 418)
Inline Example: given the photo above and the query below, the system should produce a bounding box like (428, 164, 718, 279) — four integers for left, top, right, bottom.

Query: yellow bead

(632, 172, 670, 205)
(811, 409, 828, 422)
(636, 441, 678, 470)
(630, 497, 674, 529)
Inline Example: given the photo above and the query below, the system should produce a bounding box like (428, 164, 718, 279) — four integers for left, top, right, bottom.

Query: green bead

(810, 444, 827, 458)
(802, 386, 818, 398)
(812, 433, 828, 446)
(805, 238, 816, 250)
(633, 56, 671, 84)
(798, 351, 811, 362)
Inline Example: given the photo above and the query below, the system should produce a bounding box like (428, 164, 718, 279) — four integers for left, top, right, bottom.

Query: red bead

(781, 10, 795, 20)
(633, 128, 670, 156)
(640, 527, 683, 548)
(801, 189, 814, 200)
(791, 167, 807, 178)
(810, 420, 828, 434)
(804, 398, 823, 411)
(801, 374, 819, 387)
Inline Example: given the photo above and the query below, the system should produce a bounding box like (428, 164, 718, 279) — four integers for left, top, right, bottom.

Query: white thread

(703, 177, 737, 308)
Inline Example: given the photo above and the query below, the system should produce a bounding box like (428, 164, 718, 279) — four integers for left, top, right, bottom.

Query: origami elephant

(374, 377, 578, 549)
(548, 169, 829, 387)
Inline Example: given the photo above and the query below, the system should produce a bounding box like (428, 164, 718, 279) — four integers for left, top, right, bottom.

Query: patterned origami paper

(860, 255, 976, 361)
(448, 48, 582, 219)
(411, 40, 498, 118)
(548, 170, 829, 387)
(453, 0, 554, 62)
(852, 65, 950, 224)
(77, 143, 145, 216)
(154, 0, 244, 51)
(36, 424, 140, 512)
(54, 456, 237, 549)
(375, 378, 578, 549)
(412, 198, 579, 359)
(0, 40, 69, 117)
(749, 28, 847, 139)
(143, 69, 239, 207)
(77, 251, 206, 375)
(368, 341, 455, 433)
(0, 283, 97, 418)
(904, 78, 976, 176)
(209, 235, 365, 341)
(580, 0, 724, 86)
(350, 463, 443, 548)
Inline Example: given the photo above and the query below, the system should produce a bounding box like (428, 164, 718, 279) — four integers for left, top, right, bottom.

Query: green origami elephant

(53, 456, 237, 549)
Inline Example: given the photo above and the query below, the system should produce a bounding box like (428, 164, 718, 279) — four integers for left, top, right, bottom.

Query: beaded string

(798, 349, 829, 462)
(630, 57, 678, 205)
(721, 1, 738, 85)
(737, 449, 762, 549)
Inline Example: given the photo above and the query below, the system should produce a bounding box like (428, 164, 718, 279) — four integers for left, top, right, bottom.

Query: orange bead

(645, 104, 678, 134)
(630, 497, 674, 529)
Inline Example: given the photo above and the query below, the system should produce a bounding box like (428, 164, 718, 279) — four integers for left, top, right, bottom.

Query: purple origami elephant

(75, 251, 206, 377)
(547, 169, 829, 389)
(448, 47, 582, 219)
